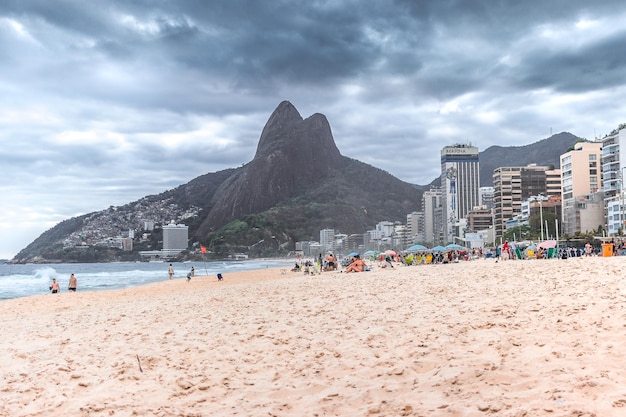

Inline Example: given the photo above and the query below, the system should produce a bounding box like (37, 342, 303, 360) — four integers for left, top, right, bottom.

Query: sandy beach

(2, 257, 626, 416)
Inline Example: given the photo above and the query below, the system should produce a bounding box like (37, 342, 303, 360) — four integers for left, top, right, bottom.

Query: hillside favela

(9, 101, 626, 264)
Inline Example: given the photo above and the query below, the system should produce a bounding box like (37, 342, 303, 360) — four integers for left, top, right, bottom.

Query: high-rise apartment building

(560, 142, 603, 235)
(479, 187, 495, 210)
(440, 144, 480, 243)
(319, 229, 335, 251)
(493, 164, 560, 241)
(601, 126, 626, 235)
(162, 223, 189, 255)
(406, 211, 424, 245)
(422, 187, 443, 246)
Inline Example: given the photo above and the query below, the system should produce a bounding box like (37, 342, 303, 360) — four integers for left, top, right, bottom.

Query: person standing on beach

(190, 266, 195, 277)
(49, 278, 60, 293)
(168, 264, 174, 280)
(68, 273, 77, 292)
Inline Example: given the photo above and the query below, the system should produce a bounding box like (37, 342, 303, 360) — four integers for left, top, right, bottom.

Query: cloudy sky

(2, 1, 626, 258)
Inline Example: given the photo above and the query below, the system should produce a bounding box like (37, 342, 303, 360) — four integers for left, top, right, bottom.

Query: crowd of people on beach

(287, 238, 625, 275)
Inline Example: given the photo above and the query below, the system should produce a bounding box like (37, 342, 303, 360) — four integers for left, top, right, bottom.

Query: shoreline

(3, 257, 626, 416)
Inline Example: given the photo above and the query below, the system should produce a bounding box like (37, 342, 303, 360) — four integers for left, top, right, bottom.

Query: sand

(2, 257, 626, 416)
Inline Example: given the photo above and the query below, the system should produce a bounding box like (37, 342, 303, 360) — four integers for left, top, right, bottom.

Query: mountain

(12, 101, 424, 263)
(478, 132, 581, 186)
(12, 102, 584, 263)
(416, 132, 583, 189)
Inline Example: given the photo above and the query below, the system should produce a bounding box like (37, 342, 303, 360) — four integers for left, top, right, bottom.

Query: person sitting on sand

(345, 257, 365, 273)
(49, 278, 60, 293)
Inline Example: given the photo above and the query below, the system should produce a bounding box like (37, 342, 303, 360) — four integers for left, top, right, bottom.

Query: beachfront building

(572, 192, 606, 234)
(162, 223, 189, 256)
(406, 211, 424, 245)
(319, 229, 335, 251)
(422, 187, 444, 246)
(466, 205, 493, 233)
(440, 144, 480, 244)
(493, 164, 561, 242)
(600, 126, 626, 235)
(560, 142, 603, 235)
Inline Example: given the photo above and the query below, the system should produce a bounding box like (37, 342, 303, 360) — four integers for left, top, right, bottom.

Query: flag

(201, 245, 207, 254)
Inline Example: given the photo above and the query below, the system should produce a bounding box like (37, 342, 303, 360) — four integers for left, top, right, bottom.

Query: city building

(560, 142, 603, 235)
(162, 223, 189, 256)
(573, 192, 605, 234)
(422, 187, 444, 246)
(466, 205, 493, 233)
(406, 211, 424, 245)
(493, 164, 560, 242)
(479, 187, 495, 210)
(440, 144, 480, 243)
(600, 126, 626, 235)
(319, 229, 335, 251)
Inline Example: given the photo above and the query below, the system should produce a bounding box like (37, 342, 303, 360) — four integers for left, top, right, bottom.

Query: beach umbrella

(431, 245, 446, 252)
(347, 251, 360, 257)
(445, 243, 465, 250)
(538, 240, 557, 249)
(363, 250, 376, 256)
(384, 249, 397, 256)
(406, 244, 427, 251)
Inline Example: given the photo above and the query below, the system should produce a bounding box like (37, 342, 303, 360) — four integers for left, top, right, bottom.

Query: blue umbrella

(446, 243, 465, 250)
(363, 250, 376, 256)
(406, 244, 427, 251)
(431, 245, 446, 252)
(347, 251, 360, 257)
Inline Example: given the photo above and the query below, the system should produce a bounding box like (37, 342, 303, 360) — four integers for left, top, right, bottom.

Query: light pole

(539, 195, 544, 241)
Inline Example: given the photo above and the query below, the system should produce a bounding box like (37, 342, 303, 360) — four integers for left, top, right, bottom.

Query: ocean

(0, 260, 292, 301)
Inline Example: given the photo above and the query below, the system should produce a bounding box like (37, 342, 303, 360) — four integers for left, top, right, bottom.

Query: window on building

(589, 154, 596, 160)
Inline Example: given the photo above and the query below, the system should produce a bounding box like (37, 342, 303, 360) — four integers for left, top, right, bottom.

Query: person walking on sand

(49, 278, 60, 293)
(186, 267, 193, 283)
(168, 264, 174, 280)
(68, 273, 77, 292)
(190, 266, 195, 277)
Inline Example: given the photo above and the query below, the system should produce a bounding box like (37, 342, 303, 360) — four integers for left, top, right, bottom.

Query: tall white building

(319, 229, 335, 251)
(162, 223, 189, 255)
(406, 211, 424, 244)
(422, 187, 443, 246)
(601, 126, 626, 235)
(441, 144, 480, 243)
(560, 141, 602, 235)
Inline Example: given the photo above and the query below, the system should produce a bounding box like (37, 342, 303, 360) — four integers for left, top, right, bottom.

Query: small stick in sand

(136, 354, 143, 373)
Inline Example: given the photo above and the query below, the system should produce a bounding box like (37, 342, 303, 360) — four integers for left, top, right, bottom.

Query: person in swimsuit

(50, 278, 60, 293)
(68, 273, 77, 292)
